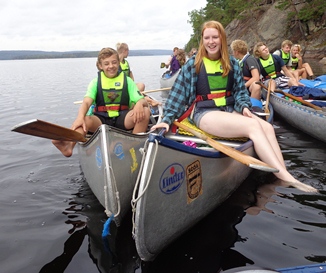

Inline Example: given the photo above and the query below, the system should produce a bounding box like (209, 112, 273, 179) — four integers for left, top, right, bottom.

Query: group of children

(230, 39, 315, 99)
(52, 21, 318, 192)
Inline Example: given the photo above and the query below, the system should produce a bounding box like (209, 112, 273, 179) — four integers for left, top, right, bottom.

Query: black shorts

(94, 110, 129, 130)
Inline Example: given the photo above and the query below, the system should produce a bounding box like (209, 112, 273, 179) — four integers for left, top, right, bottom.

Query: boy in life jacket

(273, 40, 300, 82)
(52, 47, 150, 157)
(254, 42, 303, 92)
(230, 39, 261, 100)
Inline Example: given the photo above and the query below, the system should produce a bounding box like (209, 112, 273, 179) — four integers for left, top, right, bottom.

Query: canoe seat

(177, 118, 248, 142)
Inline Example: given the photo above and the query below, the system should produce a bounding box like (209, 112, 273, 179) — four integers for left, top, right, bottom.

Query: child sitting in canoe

(52, 47, 150, 157)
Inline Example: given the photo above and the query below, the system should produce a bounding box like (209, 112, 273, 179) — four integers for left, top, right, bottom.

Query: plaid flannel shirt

(162, 56, 252, 125)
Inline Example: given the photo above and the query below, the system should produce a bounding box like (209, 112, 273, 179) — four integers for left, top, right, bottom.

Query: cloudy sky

(1, 0, 207, 52)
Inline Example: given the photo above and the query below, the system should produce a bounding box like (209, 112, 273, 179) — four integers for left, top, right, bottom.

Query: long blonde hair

(194, 21, 231, 76)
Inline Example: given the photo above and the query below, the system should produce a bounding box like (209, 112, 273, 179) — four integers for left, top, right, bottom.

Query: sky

(1, 0, 207, 52)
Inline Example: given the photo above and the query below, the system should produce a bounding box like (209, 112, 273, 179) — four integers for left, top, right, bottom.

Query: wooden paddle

(264, 80, 272, 120)
(11, 119, 87, 142)
(142, 87, 171, 94)
(255, 81, 322, 111)
(173, 121, 279, 173)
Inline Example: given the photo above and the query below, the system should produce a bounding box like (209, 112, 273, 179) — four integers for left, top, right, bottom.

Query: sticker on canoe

(159, 163, 185, 194)
(95, 146, 103, 169)
(129, 147, 138, 173)
(114, 142, 124, 160)
(186, 160, 203, 203)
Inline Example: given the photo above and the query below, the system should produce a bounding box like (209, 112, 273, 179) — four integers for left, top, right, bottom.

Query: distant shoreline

(0, 49, 171, 61)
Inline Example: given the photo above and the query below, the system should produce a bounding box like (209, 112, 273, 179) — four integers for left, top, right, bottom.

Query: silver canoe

(77, 104, 163, 227)
(77, 126, 150, 226)
(160, 69, 180, 88)
(131, 106, 274, 261)
(263, 89, 326, 143)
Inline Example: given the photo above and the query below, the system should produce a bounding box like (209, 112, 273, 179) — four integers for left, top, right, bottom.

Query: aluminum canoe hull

(264, 90, 326, 143)
(160, 70, 180, 88)
(133, 134, 255, 261)
(77, 125, 148, 226)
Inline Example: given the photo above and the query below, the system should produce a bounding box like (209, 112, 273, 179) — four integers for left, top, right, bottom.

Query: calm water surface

(0, 57, 325, 273)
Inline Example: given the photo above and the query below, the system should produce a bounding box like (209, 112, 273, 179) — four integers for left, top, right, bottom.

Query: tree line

(185, 0, 325, 52)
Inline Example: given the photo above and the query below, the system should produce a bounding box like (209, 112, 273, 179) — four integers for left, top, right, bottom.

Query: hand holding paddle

(173, 121, 278, 173)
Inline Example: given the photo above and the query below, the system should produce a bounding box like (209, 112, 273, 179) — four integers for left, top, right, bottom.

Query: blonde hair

(195, 21, 231, 76)
(253, 42, 267, 58)
(116, 42, 129, 54)
(230, 40, 248, 55)
(291, 44, 302, 53)
(96, 47, 119, 70)
(281, 40, 293, 48)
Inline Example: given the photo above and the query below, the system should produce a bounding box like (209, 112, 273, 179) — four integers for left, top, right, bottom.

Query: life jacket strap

(94, 105, 129, 112)
(196, 91, 231, 101)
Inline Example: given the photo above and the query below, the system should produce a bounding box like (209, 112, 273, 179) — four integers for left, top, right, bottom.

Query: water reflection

(38, 164, 326, 273)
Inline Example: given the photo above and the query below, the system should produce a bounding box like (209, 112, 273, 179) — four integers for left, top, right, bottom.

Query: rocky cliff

(225, 2, 326, 60)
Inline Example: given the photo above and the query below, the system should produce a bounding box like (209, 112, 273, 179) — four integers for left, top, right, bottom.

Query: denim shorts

(193, 106, 234, 127)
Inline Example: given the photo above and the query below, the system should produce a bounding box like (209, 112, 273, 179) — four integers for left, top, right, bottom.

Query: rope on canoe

(131, 138, 159, 238)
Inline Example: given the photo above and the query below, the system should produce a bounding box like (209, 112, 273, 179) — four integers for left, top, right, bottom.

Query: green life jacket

(120, 59, 131, 77)
(290, 56, 299, 70)
(196, 57, 234, 108)
(94, 71, 129, 118)
(258, 54, 282, 79)
(280, 49, 290, 65)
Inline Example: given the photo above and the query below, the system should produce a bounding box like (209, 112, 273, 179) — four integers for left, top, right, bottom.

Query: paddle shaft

(142, 87, 171, 94)
(11, 119, 87, 142)
(173, 121, 278, 173)
(256, 81, 322, 111)
(264, 80, 272, 120)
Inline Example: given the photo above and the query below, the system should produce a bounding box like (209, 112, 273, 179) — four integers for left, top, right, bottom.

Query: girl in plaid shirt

(151, 21, 317, 192)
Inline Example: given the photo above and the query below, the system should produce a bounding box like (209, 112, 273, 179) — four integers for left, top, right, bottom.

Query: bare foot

(280, 179, 318, 193)
(52, 140, 74, 157)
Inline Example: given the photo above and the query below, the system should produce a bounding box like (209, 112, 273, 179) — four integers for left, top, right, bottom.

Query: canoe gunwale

(263, 89, 326, 143)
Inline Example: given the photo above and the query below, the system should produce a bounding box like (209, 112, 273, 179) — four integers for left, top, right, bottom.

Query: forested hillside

(185, 0, 325, 58)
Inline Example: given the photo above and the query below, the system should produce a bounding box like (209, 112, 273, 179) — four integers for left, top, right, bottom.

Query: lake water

(0, 56, 325, 273)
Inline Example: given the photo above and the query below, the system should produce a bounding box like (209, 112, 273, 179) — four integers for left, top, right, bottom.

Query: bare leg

(249, 83, 261, 100)
(124, 108, 151, 134)
(290, 70, 300, 82)
(132, 107, 151, 133)
(302, 63, 314, 78)
(52, 116, 101, 157)
(199, 111, 317, 192)
(52, 127, 84, 157)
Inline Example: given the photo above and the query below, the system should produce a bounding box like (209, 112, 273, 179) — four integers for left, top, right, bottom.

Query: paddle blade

(11, 119, 87, 142)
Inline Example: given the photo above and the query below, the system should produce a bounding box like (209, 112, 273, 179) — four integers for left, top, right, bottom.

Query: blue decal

(159, 163, 185, 194)
(114, 142, 124, 160)
(96, 146, 102, 169)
